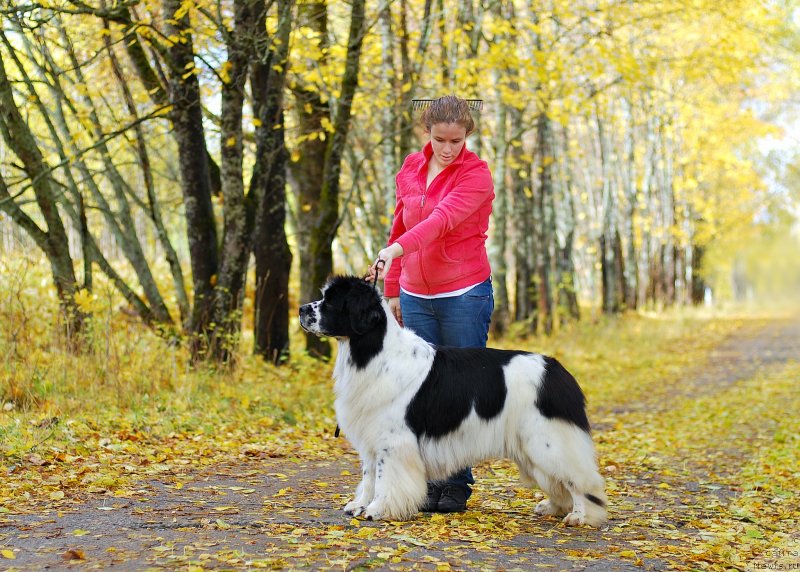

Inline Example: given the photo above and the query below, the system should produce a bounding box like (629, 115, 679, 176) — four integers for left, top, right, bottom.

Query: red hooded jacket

(383, 141, 495, 297)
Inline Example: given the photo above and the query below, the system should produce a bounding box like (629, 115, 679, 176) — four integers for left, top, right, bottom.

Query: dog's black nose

(299, 304, 312, 317)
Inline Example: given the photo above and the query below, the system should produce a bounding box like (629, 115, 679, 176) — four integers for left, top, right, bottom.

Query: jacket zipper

(419, 176, 430, 290)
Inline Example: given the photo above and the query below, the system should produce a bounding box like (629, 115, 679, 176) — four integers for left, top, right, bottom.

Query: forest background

(1, 0, 799, 366)
(1, 1, 800, 568)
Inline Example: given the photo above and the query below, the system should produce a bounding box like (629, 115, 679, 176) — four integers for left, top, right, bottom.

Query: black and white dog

(299, 275, 607, 527)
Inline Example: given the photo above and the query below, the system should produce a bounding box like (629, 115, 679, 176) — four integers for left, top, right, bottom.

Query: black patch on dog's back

(405, 347, 526, 439)
(536, 357, 590, 433)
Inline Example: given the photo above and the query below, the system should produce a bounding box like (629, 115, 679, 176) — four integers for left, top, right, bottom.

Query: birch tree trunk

(489, 88, 510, 336)
(556, 125, 580, 323)
(622, 96, 639, 310)
(536, 110, 555, 333)
(597, 109, 624, 313)
(398, 0, 434, 159)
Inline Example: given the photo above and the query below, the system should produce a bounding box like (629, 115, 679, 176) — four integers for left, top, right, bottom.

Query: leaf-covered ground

(1, 311, 799, 570)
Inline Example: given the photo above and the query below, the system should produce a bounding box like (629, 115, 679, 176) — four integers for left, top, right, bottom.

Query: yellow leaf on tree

(74, 289, 100, 314)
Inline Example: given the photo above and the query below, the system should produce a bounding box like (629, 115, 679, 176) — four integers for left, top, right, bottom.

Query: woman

(371, 95, 495, 513)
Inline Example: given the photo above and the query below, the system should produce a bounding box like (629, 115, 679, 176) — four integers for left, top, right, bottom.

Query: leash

(335, 259, 386, 439)
(372, 259, 385, 290)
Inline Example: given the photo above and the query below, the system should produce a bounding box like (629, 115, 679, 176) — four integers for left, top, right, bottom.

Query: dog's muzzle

(299, 302, 321, 333)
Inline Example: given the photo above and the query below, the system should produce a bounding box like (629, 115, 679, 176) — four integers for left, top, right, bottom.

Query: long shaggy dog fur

(299, 276, 607, 526)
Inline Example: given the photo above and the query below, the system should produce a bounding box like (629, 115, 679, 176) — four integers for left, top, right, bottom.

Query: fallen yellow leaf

(1, 549, 15, 560)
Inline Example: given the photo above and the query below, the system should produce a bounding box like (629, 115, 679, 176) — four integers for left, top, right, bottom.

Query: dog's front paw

(562, 511, 586, 526)
(535, 499, 566, 517)
(344, 501, 366, 517)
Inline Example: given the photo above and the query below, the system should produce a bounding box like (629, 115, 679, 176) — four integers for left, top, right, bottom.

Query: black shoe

(434, 485, 469, 513)
(420, 483, 442, 512)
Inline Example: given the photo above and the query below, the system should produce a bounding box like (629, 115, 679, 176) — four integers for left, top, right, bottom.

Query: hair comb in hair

(412, 99, 484, 111)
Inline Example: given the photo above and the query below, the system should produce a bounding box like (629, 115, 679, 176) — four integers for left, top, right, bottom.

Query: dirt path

(3, 319, 799, 570)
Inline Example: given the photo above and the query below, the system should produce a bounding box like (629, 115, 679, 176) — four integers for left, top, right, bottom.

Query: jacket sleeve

(395, 162, 493, 255)
(383, 192, 406, 298)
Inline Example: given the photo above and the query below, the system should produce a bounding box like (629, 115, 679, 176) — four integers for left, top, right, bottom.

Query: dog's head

(299, 275, 387, 339)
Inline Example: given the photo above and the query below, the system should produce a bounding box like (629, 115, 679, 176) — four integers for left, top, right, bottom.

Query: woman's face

(429, 123, 467, 168)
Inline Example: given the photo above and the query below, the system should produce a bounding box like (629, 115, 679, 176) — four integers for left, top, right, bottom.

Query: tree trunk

(307, 0, 367, 359)
(659, 117, 677, 306)
(437, 0, 450, 89)
(292, 0, 331, 358)
(622, 97, 639, 310)
(253, 120, 292, 364)
(398, 0, 434, 160)
(597, 110, 624, 313)
(690, 243, 706, 305)
(379, 2, 398, 210)
(556, 125, 580, 323)
(252, 0, 294, 364)
(207, 0, 259, 362)
(536, 110, 555, 334)
(489, 85, 509, 336)
(0, 54, 83, 338)
(116, 4, 223, 199)
(163, 0, 219, 358)
(509, 107, 537, 326)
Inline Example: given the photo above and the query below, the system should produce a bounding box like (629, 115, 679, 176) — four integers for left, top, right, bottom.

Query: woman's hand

(386, 297, 403, 326)
(369, 243, 404, 281)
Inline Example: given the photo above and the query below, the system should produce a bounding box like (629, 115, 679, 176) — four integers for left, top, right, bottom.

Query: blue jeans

(399, 278, 494, 493)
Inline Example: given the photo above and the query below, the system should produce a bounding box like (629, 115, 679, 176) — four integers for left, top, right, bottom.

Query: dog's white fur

(302, 292, 607, 526)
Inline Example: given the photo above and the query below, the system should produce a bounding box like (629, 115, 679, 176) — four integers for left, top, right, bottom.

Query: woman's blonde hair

(420, 95, 475, 135)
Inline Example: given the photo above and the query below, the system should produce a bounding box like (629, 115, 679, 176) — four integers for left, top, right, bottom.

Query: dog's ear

(348, 290, 385, 335)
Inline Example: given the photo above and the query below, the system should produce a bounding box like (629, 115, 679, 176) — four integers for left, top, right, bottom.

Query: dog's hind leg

(344, 454, 376, 517)
(521, 422, 608, 527)
(532, 470, 573, 518)
(561, 475, 607, 527)
(363, 441, 427, 521)
(515, 457, 570, 517)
